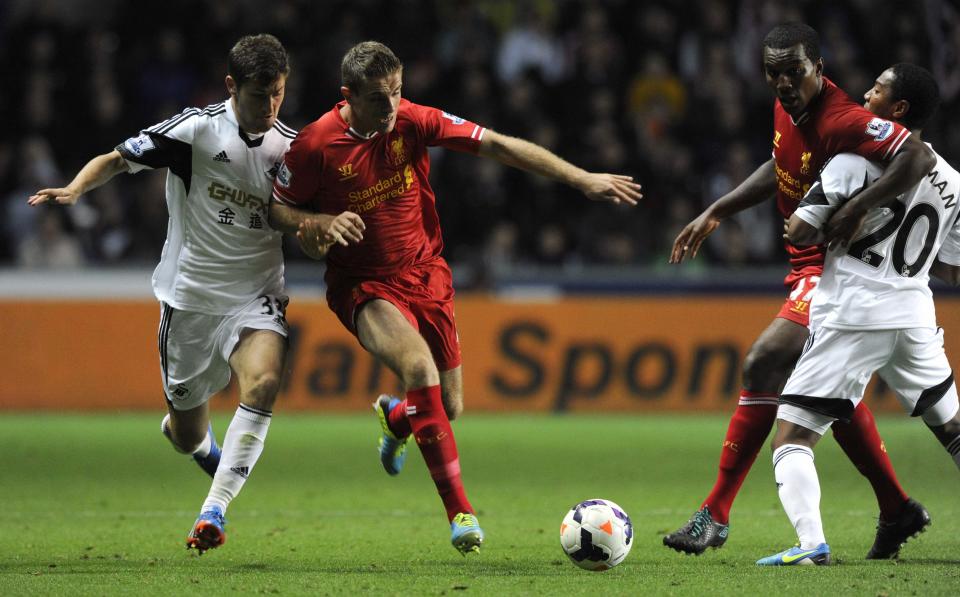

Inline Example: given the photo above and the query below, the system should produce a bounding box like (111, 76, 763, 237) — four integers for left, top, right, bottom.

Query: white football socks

(945, 434, 960, 471)
(772, 444, 826, 549)
(202, 405, 272, 514)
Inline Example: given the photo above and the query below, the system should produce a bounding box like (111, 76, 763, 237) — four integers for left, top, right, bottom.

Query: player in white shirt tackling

(757, 63, 960, 565)
(28, 34, 297, 554)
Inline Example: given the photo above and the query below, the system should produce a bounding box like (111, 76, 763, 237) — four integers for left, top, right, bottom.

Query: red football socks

(701, 391, 779, 524)
(387, 398, 412, 438)
(404, 385, 474, 522)
(831, 401, 908, 520)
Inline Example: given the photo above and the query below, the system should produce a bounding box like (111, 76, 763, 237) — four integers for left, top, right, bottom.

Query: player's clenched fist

(324, 211, 365, 246)
(296, 211, 365, 260)
(823, 202, 867, 249)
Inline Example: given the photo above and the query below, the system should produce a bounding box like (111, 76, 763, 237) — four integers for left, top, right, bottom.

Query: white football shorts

(157, 294, 289, 410)
(778, 326, 958, 435)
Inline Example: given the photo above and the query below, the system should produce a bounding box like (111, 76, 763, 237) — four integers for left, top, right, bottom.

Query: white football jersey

(117, 100, 296, 314)
(794, 148, 960, 329)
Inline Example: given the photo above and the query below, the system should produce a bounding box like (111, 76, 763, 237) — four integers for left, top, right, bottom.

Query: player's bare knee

(240, 371, 281, 410)
(402, 355, 439, 390)
(742, 344, 790, 389)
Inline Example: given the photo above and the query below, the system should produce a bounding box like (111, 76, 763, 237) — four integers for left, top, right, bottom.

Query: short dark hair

(888, 63, 940, 130)
(228, 34, 289, 89)
(341, 41, 402, 91)
(763, 23, 821, 62)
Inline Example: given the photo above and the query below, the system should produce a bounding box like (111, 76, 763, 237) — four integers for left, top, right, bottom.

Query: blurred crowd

(1, 0, 959, 285)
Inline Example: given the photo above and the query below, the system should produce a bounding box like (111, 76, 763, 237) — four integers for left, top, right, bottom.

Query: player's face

(231, 75, 287, 134)
(763, 44, 822, 116)
(863, 69, 898, 118)
(346, 70, 402, 135)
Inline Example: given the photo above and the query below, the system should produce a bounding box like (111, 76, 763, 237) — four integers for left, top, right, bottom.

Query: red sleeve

(410, 103, 485, 153)
(826, 105, 911, 163)
(272, 128, 322, 207)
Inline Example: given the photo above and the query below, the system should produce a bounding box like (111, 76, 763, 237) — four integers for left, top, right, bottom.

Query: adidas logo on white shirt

(230, 465, 250, 477)
(213, 150, 230, 162)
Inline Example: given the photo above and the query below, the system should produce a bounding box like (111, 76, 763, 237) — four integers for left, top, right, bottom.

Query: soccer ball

(559, 498, 633, 571)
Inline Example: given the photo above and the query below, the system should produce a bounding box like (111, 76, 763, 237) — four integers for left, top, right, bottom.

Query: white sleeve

(937, 213, 960, 265)
(794, 153, 876, 229)
(116, 108, 200, 174)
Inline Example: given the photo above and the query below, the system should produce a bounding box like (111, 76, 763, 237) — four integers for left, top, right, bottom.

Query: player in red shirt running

(665, 23, 936, 558)
(269, 41, 642, 555)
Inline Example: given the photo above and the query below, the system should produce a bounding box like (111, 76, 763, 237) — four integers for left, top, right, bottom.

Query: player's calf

(161, 414, 222, 477)
(926, 394, 960, 472)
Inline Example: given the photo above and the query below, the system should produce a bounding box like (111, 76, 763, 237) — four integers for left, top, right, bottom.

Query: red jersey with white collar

(773, 76, 911, 277)
(273, 99, 485, 279)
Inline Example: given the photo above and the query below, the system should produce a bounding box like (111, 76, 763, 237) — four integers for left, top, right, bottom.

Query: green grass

(1, 413, 958, 595)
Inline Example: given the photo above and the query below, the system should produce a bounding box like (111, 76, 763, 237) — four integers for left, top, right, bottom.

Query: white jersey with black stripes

(794, 147, 960, 330)
(117, 100, 296, 314)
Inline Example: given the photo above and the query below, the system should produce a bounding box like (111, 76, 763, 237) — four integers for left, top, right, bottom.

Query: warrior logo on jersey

(865, 118, 894, 141)
(441, 111, 466, 125)
(276, 161, 292, 188)
(338, 163, 358, 181)
(123, 133, 155, 157)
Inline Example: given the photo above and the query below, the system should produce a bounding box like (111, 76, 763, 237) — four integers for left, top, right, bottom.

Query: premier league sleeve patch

(123, 133, 156, 157)
(276, 161, 293, 188)
(865, 118, 894, 142)
(441, 111, 466, 125)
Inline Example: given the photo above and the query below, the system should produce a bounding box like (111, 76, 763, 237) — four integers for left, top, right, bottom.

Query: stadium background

(2, 0, 960, 412)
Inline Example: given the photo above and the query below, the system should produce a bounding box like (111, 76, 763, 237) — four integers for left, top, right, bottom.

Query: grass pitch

(1, 413, 958, 595)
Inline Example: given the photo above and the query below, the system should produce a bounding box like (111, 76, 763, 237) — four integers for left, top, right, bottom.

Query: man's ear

(892, 99, 911, 122)
(226, 75, 238, 97)
(341, 85, 353, 103)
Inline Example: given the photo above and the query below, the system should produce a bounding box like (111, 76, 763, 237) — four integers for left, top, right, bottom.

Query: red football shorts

(776, 271, 822, 327)
(325, 258, 462, 370)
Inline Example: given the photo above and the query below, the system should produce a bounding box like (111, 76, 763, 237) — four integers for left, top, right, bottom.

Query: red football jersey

(773, 76, 911, 275)
(273, 99, 486, 279)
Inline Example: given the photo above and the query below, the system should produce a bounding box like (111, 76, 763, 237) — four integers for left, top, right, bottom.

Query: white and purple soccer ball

(560, 498, 633, 571)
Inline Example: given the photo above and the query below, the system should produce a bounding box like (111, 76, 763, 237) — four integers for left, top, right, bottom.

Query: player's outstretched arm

(293, 211, 365, 261)
(931, 259, 960, 286)
(268, 203, 364, 259)
(269, 202, 314, 233)
(670, 158, 776, 263)
(28, 150, 127, 207)
(824, 135, 936, 248)
(477, 130, 642, 206)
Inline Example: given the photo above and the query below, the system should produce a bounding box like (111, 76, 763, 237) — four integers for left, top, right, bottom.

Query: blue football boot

(756, 542, 831, 566)
(186, 506, 227, 554)
(373, 395, 408, 476)
(451, 513, 484, 555)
